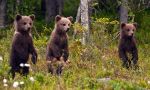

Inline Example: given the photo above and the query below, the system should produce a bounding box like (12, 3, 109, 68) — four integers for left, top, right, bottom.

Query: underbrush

(0, 17, 150, 90)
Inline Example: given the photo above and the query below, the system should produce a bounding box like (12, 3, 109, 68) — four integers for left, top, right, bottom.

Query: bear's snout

(66, 28, 70, 32)
(27, 27, 31, 31)
(128, 30, 134, 36)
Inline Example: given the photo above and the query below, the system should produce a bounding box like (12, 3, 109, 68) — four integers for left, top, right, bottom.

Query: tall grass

(0, 14, 150, 89)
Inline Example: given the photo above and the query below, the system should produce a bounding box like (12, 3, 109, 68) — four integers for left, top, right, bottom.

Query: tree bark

(73, 4, 81, 39)
(80, 0, 90, 45)
(119, 0, 128, 31)
(45, 0, 64, 23)
(119, 0, 128, 23)
(76, 5, 81, 23)
(0, 0, 7, 28)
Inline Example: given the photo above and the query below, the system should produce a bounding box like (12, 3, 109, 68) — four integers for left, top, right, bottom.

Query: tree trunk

(73, 4, 81, 39)
(0, 0, 7, 28)
(80, 0, 90, 45)
(119, 0, 128, 24)
(76, 5, 81, 23)
(45, 0, 64, 23)
(57, 0, 64, 15)
(119, 0, 128, 32)
(41, 0, 46, 17)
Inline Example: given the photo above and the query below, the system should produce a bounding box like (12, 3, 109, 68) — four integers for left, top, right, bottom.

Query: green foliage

(63, 0, 80, 17)
(7, 0, 42, 22)
(0, 16, 150, 89)
(135, 10, 150, 44)
(92, 0, 118, 18)
(0, 0, 150, 89)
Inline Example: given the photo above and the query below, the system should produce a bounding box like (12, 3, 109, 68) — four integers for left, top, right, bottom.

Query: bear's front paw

(31, 53, 37, 64)
(66, 59, 70, 64)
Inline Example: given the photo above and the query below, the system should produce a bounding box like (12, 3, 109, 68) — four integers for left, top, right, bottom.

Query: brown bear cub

(46, 15, 73, 75)
(9, 14, 37, 78)
(118, 23, 138, 69)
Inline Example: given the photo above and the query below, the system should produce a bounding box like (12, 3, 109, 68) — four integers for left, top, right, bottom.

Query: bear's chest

(123, 41, 135, 52)
(54, 34, 68, 48)
(60, 36, 67, 47)
(19, 35, 31, 48)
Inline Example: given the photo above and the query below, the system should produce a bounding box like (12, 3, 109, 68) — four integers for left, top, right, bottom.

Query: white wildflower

(148, 81, 150, 84)
(103, 68, 106, 71)
(102, 55, 106, 59)
(13, 81, 19, 88)
(97, 78, 111, 83)
(20, 81, 24, 85)
(79, 39, 82, 42)
(0, 56, 3, 61)
(20, 63, 24, 67)
(3, 79, 7, 83)
(29, 77, 35, 82)
(24, 63, 30, 67)
(3, 83, 8, 87)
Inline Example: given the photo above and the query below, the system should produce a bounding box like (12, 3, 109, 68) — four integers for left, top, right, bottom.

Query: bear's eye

(23, 22, 27, 25)
(127, 29, 130, 32)
(62, 24, 66, 26)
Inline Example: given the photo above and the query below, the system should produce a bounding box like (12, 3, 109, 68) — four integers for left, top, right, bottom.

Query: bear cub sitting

(9, 14, 37, 78)
(118, 23, 138, 69)
(46, 15, 73, 75)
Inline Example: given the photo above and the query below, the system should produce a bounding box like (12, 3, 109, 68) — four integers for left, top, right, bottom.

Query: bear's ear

(55, 15, 61, 22)
(121, 23, 126, 28)
(133, 23, 137, 28)
(16, 14, 22, 21)
(67, 16, 73, 22)
(30, 14, 35, 21)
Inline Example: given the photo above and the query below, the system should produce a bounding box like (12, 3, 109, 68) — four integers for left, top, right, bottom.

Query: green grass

(1, 0, 150, 89)
(0, 24, 150, 90)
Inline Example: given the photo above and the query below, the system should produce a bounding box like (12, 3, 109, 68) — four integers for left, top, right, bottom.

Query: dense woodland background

(0, 0, 150, 90)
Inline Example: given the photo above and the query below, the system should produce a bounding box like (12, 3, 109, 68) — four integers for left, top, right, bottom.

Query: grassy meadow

(0, 0, 150, 89)
(0, 14, 150, 90)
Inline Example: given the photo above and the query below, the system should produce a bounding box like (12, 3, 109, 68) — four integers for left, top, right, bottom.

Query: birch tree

(119, 0, 128, 24)
(0, 0, 7, 28)
(80, 0, 90, 45)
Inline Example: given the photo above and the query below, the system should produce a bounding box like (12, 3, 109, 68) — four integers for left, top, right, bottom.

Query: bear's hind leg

(56, 57, 65, 75)
(119, 49, 129, 69)
(131, 49, 139, 70)
(22, 67, 29, 77)
(56, 64, 63, 76)
(47, 61, 55, 74)
(128, 59, 131, 67)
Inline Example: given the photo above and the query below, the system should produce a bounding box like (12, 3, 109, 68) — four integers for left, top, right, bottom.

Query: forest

(0, 0, 150, 89)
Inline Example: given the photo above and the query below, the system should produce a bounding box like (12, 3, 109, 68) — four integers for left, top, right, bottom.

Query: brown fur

(118, 23, 138, 69)
(9, 14, 37, 78)
(46, 15, 73, 75)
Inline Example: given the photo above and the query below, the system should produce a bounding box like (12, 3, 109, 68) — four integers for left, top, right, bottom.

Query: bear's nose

(130, 32, 133, 36)
(27, 27, 31, 31)
(66, 28, 70, 32)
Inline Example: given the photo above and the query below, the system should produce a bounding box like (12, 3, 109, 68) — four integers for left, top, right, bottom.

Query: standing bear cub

(118, 23, 138, 69)
(46, 15, 73, 75)
(9, 14, 37, 78)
